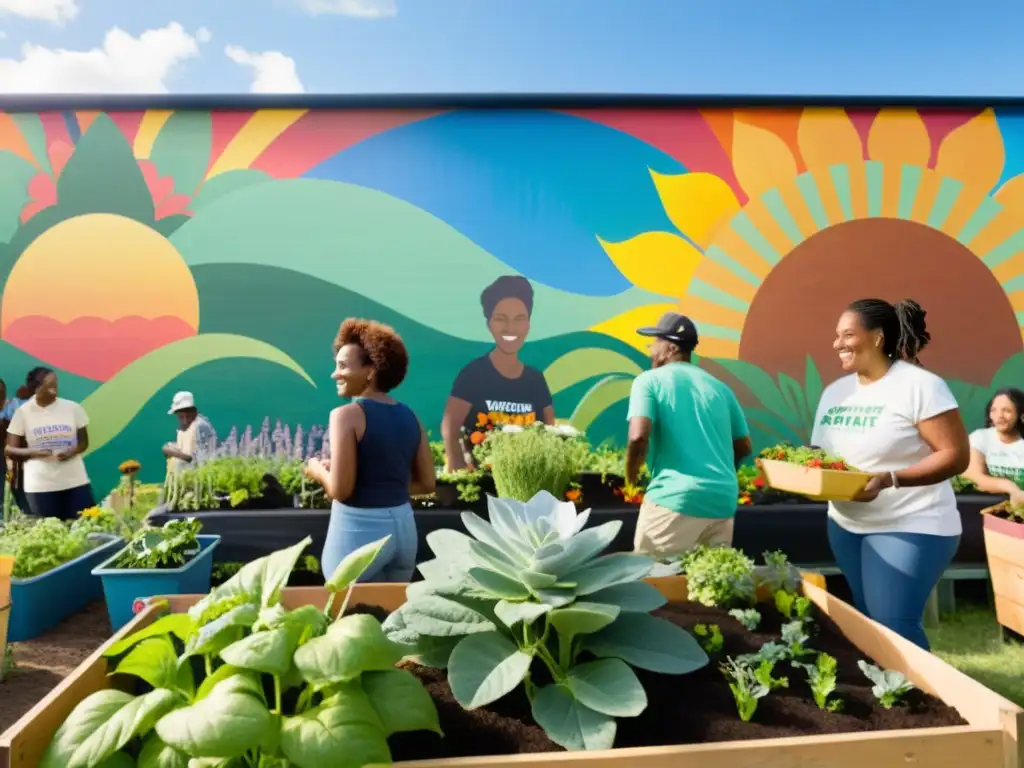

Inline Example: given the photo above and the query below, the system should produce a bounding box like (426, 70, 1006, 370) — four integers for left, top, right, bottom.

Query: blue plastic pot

(92, 534, 221, 630)
(8, 534, 122, 642)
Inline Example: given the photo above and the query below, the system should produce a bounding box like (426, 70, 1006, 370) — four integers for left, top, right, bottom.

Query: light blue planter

(92, 534, 221, 630)
(9, 534, 122, 642)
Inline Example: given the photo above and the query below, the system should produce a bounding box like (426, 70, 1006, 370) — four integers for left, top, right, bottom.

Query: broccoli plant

(42, 535, 440, 768)
(681, 545, 756, 608)
(858, 660, 915, 708)
(720, 658, 769, 722)
(693, 624, 724, 654)
(728, 608, 762, 631)
(384, 491, 709, 751)
(795, 653, 842, 712)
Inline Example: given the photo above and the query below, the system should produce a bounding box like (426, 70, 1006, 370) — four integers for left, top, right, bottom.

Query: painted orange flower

(21, 141, 191, 223)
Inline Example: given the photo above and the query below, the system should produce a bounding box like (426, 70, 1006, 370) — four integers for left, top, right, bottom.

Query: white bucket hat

(168, 391, 196, 414)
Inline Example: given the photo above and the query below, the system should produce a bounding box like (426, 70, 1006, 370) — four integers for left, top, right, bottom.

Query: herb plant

(753, 658, 788, 691)
(42, 535, 440, 767)
(758, 442, 855, 471)
(720, 658, 769, 722)
(795, 653, 842, 712)
(109, 519, 204, 569)
(436, 468, 484, 503)
(728, 608, 761, 631)
(858, 660, 915, 708)
(774, 590, 812, 623)
(758, 549, 801, 594)
(780, 620, 814, 659)
(680, 545, 756, 608)
(693, 624, 724, 654)
(483, 426, 589, 502)
(383, 490, 709, 751)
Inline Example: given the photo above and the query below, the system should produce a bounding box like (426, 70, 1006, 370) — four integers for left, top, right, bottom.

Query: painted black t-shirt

(450, 356, 553, 446)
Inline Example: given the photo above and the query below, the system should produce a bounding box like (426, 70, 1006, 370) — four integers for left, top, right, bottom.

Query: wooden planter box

(1, 576, 1021, 768)
(984, 514, 1024, 637)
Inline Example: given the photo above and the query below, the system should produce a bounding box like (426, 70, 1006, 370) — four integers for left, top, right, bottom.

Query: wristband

(889, 471, 900, 490)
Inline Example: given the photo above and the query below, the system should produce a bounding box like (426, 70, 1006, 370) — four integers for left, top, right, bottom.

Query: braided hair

(847, 298, 931, 364)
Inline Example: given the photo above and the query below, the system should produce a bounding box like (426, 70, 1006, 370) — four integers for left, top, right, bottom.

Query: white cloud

(298, 0, 397, 18)
(0, 22, 209, 93)
(0, 0, 78, 24)
(225, 45, 304, 93)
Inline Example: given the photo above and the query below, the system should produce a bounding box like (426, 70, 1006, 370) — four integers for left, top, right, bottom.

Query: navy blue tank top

(345, 398, 421, 508)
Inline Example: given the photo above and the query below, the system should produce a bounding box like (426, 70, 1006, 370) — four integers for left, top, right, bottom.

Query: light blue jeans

(321, 501, 418, 583)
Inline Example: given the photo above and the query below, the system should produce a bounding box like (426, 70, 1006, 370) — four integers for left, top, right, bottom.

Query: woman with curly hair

(305, 318, 436, 582)
(962, 387, 1024, 502)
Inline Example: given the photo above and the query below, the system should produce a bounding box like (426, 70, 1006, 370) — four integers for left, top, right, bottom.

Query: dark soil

(0, 601, 112, 733)
(361, 600, 967, 759)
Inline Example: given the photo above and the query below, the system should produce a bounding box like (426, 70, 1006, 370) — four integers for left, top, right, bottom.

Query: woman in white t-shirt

(810, 299, 970, 649)
(962, 388, 1024, 501)
(4, 367, 95, 520)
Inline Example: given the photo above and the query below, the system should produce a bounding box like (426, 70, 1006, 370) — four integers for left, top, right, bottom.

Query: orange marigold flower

(565, 489, 581, 502)
(475, 412, 489, 428)
(470, 431, 486, 445)
(119, 459, 141, 474)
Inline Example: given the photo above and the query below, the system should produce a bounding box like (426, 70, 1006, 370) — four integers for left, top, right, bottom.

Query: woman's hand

(852, 472, 893, 502)
(304, 457, 328, 485)
(29, 448, 53, 460)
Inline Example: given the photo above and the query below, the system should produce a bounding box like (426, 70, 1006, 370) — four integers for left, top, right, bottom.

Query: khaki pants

(633, 498, 735, 558)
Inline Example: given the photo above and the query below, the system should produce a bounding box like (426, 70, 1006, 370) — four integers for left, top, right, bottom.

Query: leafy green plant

(720, 657, 769, 722)
(728, 608, 761, 631)
(758, 549, 801, 594)
(858, 660, 915, 708)
(752, 658, 788, 691)
(164, 456, 283, 512)
(951, 474, 978, 493)
(737, 641, 789, 666)
(693, 624, 724, 654)
(774, 590, 812, 623)
(484, 425, 589, 502)
(436, 469, 484, 503)
(795, 653, 842, 712)
(109, 519, 203, 570)
(42, 535, 440, 767)
(780, 620, 814, 659)
(383, 490, 708, 751)
(0, 518, 92, 579)
(679, 545, 756, 608)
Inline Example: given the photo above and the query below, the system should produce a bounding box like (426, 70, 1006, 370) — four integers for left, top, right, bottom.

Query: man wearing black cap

(626, 312, 753, 555)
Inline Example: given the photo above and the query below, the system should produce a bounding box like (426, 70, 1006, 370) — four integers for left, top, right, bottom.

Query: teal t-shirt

(627, 362, 749, 518)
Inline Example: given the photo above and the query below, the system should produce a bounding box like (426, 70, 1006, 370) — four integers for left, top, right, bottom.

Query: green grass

(927, 607, 1024, 706)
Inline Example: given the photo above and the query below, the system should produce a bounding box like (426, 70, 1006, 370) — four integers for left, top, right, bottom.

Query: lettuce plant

(728, 608, 761, 631)
(720, 658, 768, 721)
(42, 535, 440, 768)
(795, 653, 842, 711)
(858, 660, 915, 708)
(680, 545, 756, 608)
(383, 491, 708, 751)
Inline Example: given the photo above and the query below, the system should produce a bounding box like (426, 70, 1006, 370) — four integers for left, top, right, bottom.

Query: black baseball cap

(637, 312, 699, 350)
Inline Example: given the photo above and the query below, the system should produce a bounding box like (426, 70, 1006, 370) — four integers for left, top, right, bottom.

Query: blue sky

(0, 0, 1019, 94)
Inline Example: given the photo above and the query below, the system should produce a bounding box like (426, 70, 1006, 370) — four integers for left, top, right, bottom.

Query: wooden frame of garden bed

(1, 575, 1021, 768)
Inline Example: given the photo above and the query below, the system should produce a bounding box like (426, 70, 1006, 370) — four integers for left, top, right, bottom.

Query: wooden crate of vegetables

(758, 443, 873, 502)
(981, 500, 1024, 637)
(1, 492, 1021, 768)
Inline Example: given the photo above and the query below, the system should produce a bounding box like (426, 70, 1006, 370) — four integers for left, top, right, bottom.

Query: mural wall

(0, 105, 1022, 490)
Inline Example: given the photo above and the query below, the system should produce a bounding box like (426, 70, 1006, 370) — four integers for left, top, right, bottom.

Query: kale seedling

(781, 620, 814, 659)
(721, 658, 769, 722)
(693, 624, 724, 654)
(796, 653, 842, 712)
(858, 660, 915, 708)
(729, 608, 762, 631)
(759, 549, 801, 594)
(737, 641, 789, 666)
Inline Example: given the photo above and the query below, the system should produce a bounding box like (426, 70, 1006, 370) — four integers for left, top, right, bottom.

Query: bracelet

(889, 471, 900, 490)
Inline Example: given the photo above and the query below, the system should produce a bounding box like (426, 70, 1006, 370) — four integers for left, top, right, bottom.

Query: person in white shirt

(4, 367, 95, 519)
(810, 298, 970, 649)
(962, 388, 1024, 501)
(162, 391, 217, 473)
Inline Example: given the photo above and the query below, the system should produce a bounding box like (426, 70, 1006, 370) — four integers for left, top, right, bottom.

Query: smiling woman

(441, 275, 556, 470)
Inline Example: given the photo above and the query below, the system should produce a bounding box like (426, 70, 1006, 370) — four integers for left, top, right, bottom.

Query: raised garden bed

(148, 496, 994, 570)
(8, 534, 121, 643)
(981, 501, 1024, 637)
(1, 577, 1019, 768)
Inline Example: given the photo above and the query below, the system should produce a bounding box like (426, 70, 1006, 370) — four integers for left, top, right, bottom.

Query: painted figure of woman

(441, 275, 554, 470)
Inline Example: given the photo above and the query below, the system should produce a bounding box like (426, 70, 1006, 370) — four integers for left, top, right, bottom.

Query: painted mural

(0, 105, 1022, 491)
